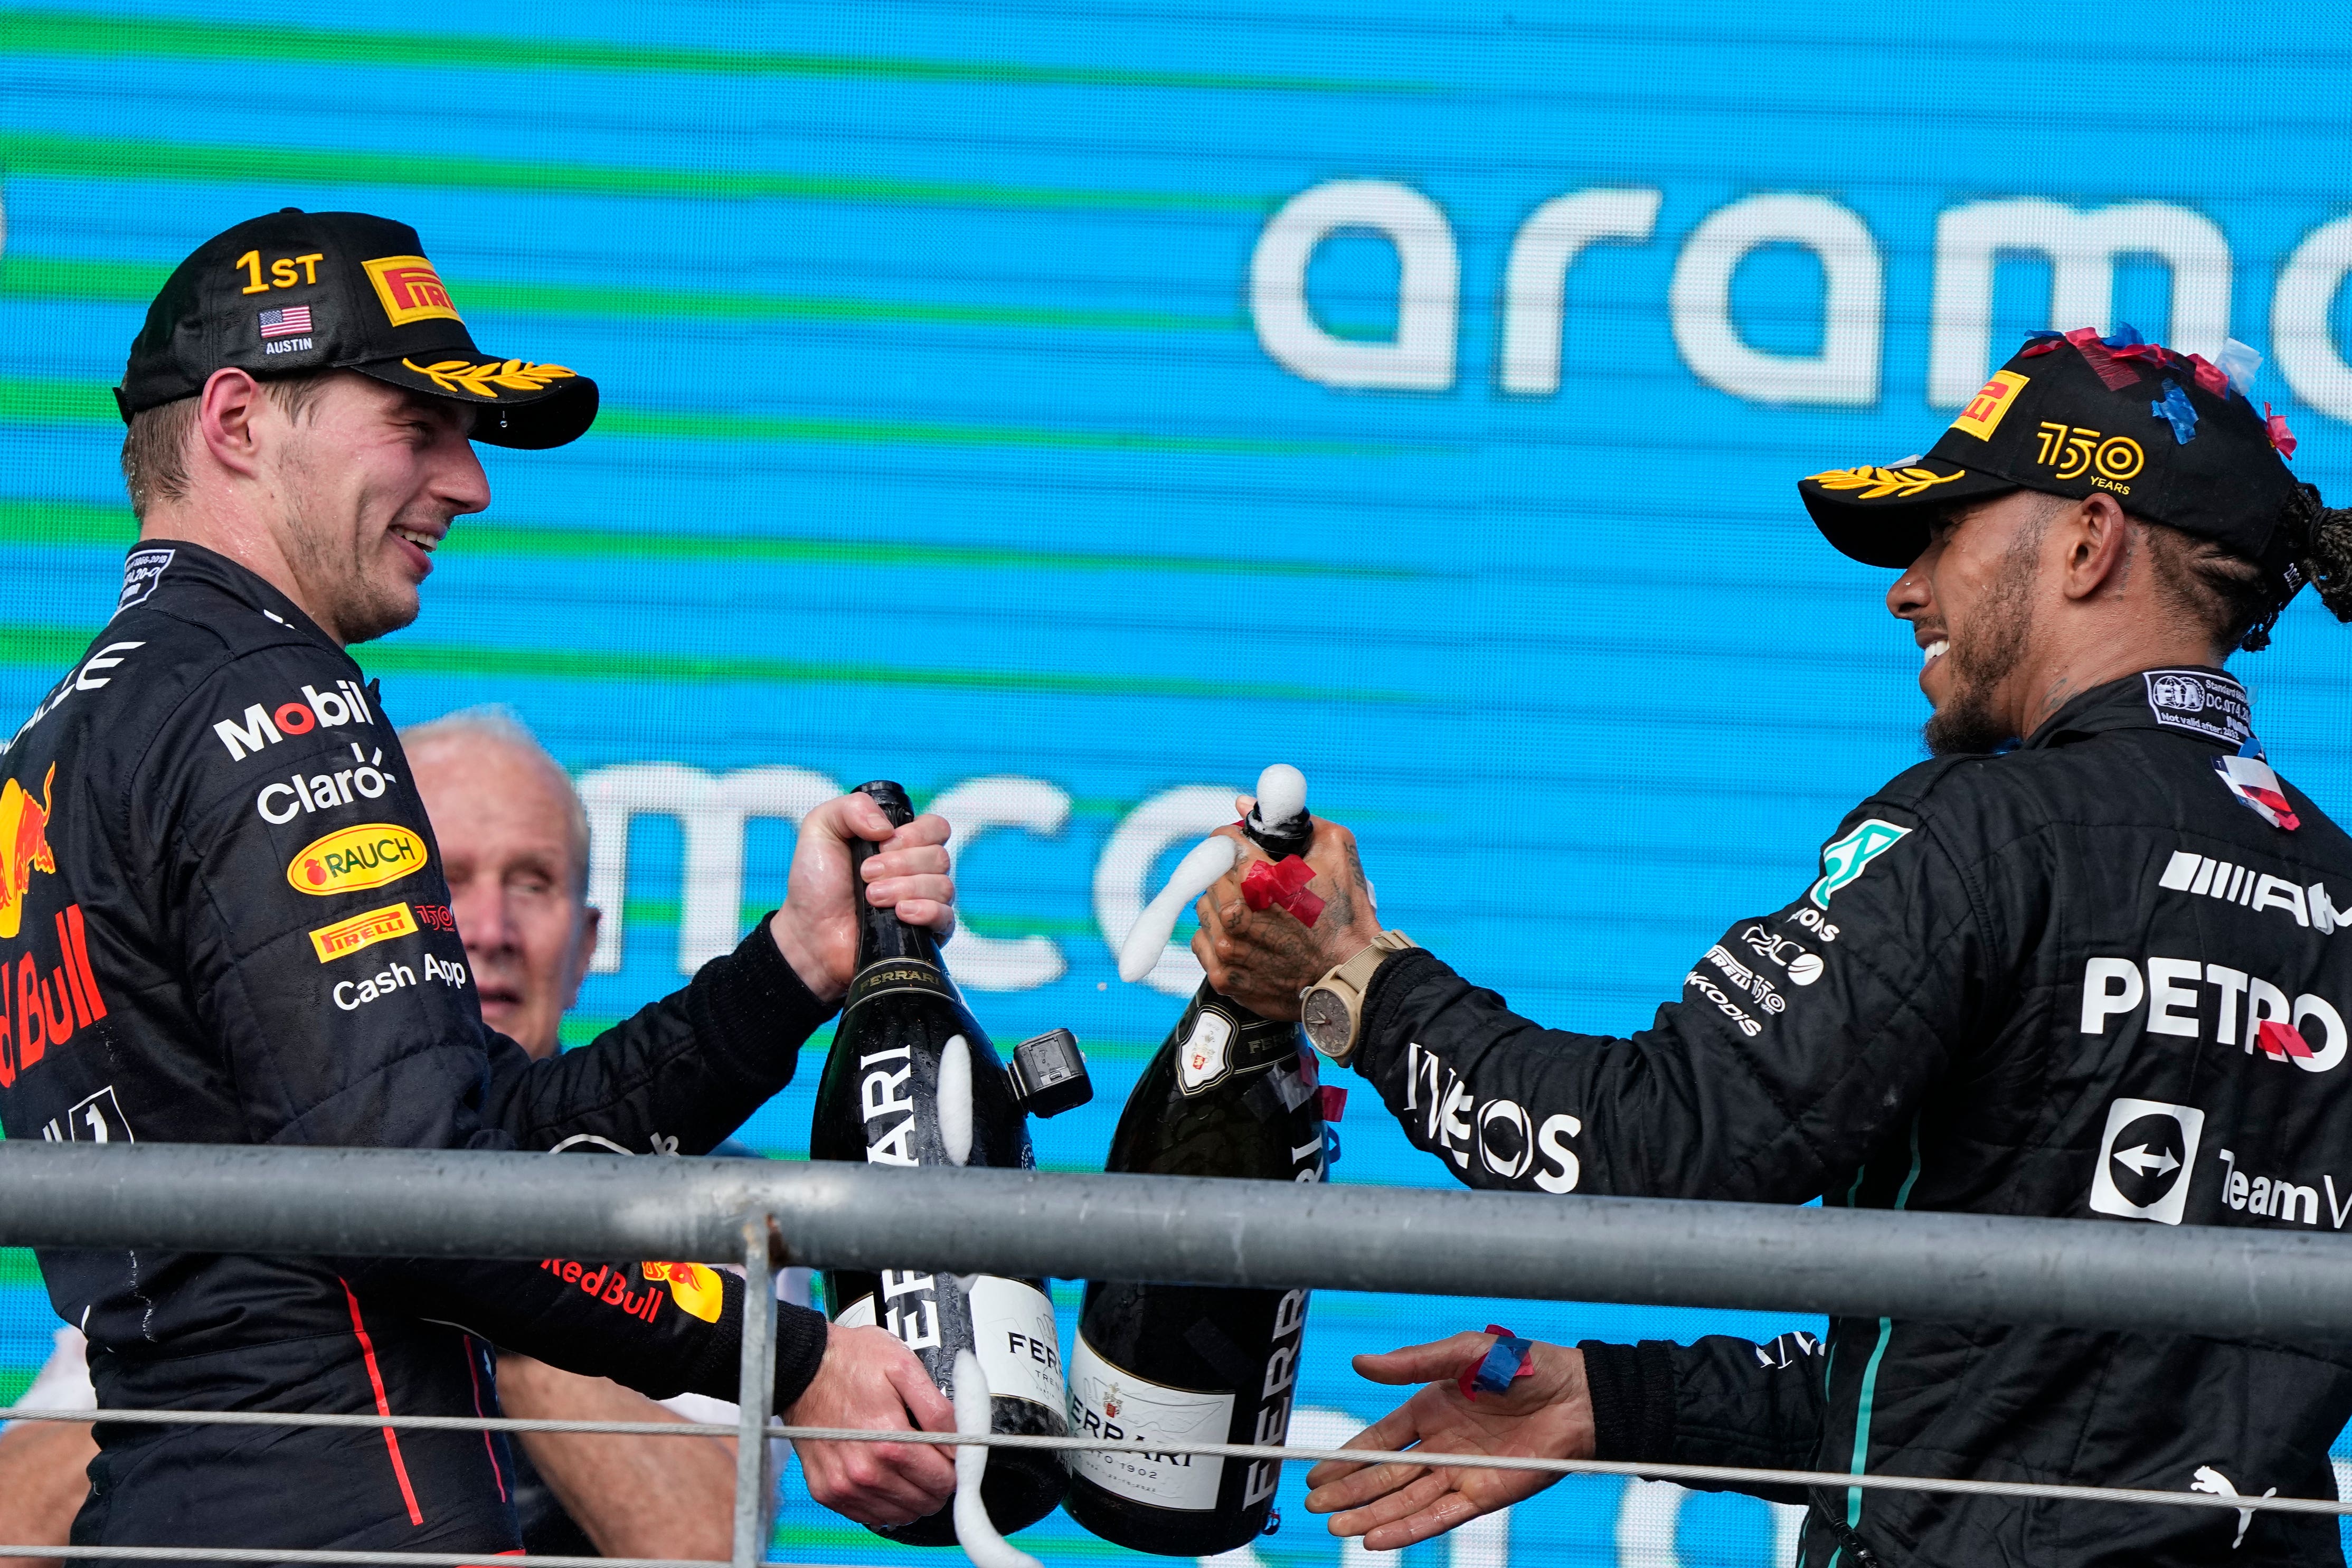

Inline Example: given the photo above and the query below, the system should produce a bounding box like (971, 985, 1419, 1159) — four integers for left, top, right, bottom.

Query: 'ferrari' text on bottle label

(1067, 1333, 1235, 1511)
(966, 1276, 1064, 1412)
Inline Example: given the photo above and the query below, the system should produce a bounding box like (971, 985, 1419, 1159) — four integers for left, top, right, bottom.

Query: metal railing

(5, 1140, 2352, 1565)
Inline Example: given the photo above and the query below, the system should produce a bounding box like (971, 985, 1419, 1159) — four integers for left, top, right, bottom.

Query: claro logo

(287, 824, 427, 895)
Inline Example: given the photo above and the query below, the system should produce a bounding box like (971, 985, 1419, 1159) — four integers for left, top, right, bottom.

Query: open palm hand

(1303, 1333, 1593, 1551)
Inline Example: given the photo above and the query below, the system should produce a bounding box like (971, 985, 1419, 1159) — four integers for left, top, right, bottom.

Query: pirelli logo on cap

(363, 255, 462, 327)
(309, 902, 417, 964)
(1950, 371, 2029, 440)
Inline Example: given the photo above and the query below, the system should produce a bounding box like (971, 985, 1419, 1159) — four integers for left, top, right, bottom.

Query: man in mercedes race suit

(1195, 329, 2352, 1564)
(0, 209, 959, 1557)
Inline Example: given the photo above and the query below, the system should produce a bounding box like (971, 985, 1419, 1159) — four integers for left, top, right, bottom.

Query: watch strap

(1308, 930, 1416, 1061)
(1331, 929, 1414, 991)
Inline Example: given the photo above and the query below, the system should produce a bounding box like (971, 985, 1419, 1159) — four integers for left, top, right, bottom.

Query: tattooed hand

(1191, 795, 1385, 1019)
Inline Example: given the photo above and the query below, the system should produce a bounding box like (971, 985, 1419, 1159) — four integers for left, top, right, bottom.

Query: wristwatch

(1300, 930, 1416, 1065)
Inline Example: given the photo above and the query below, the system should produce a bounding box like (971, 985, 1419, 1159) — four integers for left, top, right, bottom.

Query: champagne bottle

(1063, 769, 1325, 1556)
(809, 780, 1074, 1546)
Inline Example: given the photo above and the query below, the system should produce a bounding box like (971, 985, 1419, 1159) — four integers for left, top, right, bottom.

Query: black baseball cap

(1799, 328, 2305, 604)
(115, 209, 598, 449)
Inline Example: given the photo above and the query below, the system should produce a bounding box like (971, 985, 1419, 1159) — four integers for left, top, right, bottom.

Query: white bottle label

(967, 1276, 1064, 1412)
(1177, 1010, 1234, 1093)
(835, 1280, 1064, 1413)
(1066, 1331, 1234, 1511)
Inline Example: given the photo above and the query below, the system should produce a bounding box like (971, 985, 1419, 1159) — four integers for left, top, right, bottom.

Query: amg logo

(2157, 849, 2342, 933)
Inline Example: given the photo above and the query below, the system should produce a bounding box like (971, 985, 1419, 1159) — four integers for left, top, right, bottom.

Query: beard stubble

(1922, 522, 2044, 757)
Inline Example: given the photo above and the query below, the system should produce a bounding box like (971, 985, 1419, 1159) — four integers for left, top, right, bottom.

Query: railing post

(733, 1215, 777, 1568)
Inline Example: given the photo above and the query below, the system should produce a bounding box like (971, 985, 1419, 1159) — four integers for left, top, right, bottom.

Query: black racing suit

(0, 542, 834, 1556)
(1352, 666, 2352, 1565)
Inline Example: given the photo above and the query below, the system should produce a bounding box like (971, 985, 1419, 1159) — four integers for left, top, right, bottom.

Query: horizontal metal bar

(7, 1140, 2352, 1338)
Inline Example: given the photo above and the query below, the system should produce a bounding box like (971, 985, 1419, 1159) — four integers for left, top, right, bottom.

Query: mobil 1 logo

(2089, 1097, 2205, 1225)
(39, 1085, 133, 1144)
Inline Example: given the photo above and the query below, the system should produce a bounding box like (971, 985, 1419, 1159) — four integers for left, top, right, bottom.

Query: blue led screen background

(7, 3, 2352, 1562)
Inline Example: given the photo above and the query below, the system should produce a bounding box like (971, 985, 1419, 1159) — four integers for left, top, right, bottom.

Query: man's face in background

(409, 729, 599, 1060)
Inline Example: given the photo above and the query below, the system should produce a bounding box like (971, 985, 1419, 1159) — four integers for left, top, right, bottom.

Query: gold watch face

(1301, 987, 1352, 1054)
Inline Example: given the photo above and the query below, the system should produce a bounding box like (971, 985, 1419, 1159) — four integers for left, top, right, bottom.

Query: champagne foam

(1117, 834, 1238, 984)
(1253, 762, 1307, 828)
(952, 1348, 1042, 1568)
(938, 1033, 974, 1167)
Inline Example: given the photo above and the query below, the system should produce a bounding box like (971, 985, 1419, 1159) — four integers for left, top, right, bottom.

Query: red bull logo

(642, 1260, 726, 1323)
(0, 764, 58, 941)
(0, 903, 106, 1089)
(538, 1258, 684, 1324)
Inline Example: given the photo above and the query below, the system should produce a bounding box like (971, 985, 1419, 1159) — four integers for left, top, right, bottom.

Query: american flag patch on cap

(258, 305, 313, 339)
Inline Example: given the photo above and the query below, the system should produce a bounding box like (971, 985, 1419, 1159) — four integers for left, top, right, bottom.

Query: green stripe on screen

(0, 256, 1244, 337)
(0, 130, 1265, 214)
(0, 379, 111, 426)
(6, 8, 1431, 96)
(0, 623, 1411, 705)
(555, 1012, 1167, 1068)
(356, 641, 1393, 702)
(438, 521, 1422, 578)
(0, 377, 1406, 459)
(0, 626, 88, 670)
(603, 902, 1110, 943)
(590, 407, 1379, 456)
(0, 499, 1429, 581)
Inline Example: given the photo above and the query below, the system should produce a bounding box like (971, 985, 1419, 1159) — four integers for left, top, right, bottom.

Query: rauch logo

(286, 824, 427, 896)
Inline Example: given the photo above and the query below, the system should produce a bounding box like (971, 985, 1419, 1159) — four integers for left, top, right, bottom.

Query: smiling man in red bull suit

(0, 209, 960, 1558)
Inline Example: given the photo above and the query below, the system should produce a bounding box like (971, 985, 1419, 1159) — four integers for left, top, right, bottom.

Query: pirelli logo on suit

(308, 903, 417, 964)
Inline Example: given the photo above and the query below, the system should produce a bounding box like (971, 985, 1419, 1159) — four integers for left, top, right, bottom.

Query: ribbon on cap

(2102, 324, 2170, 366)
(2184, 354, 2231, 398)
(2264, 403, 2298, 459)
(2066, 327, 2149, 391)
(2016, 327, 2253, 405)
(2217, 339, 2263, 400)
(1242, 855, 1325, 926)
(1458, 1327, 1535, 1400)
(2151, 379, 2198, 445)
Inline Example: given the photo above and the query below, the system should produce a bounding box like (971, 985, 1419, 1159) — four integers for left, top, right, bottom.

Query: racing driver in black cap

(1191, 328, 2352, 1564)
(0, 210, 962, 1556)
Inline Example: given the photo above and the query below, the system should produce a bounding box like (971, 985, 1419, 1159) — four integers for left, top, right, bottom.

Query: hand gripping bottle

(1063, 766, 1326, 1555)
(809, 780, 1090, 1545)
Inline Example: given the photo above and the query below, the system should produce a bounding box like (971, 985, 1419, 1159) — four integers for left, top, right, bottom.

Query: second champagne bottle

(1063, 766, 1329, 1556)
